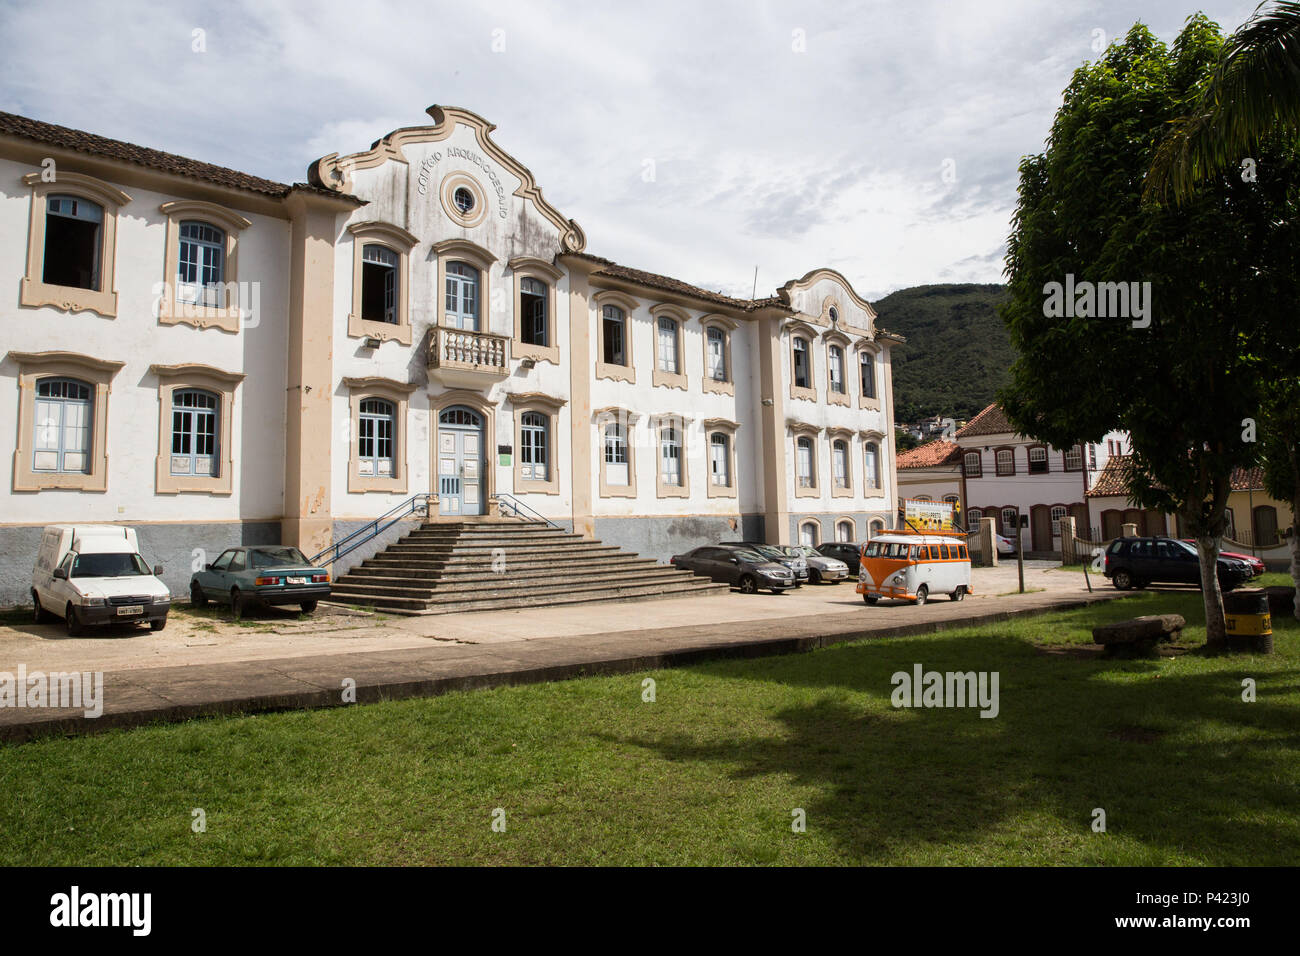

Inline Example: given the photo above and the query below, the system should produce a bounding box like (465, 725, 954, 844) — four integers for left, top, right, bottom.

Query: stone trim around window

(993, 444, 1017, 477)
(507, 391, 565, 495)
(20, 171, 131, 318)
(791, 424, 822, 499)
(786, 320, 820, 403)
(860, 429, 887, 498)
(824, 330, 852, 407)
(828, 428, 855, 498)
(158, 200, 252, 333)
(855, 342, 882, 410)
(700, 314, 737, 396)
(650, 412, 692, 499)
(343, 376, 418, 494)
(650, 304, 689, 391)
(593, 289, 639, 384)
(149, 364, 245, 495)
(508, 257, 563, 365)
(434, 237, 496, 342)
(8, 350, 124, 492)
(595, 406, 640, 498)
(439, 171, 488, 229)
(704, 418, 739, 499)
(348, 221, 419, 346)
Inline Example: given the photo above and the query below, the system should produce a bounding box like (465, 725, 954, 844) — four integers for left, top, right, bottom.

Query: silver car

(787, 544, 849, 584)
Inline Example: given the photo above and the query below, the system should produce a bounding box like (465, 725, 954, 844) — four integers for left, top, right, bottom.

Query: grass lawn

(0, 590, 1296, 866)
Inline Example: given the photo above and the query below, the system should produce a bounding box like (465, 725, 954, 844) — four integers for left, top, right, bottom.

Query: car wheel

(915, 585, 929, 606)
(863, 594, 878, 605)
(65, 603, 84, 637)
(190, 582, 208, 608)
(150, 617, 167, 632)
(300, 600, 318, 614)
(809, 569, 822, 585)
(950, 586, 965, 602)
(32, 590, 48, 624)
(231, 588, 245, 620)
(739, 575, 758, 594)
(1113, 570, 1133, 591)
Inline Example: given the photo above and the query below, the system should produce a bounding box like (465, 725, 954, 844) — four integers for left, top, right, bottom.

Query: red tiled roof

(897, 439, 962, 469)
(0, 110, 363, 203)
(954, 402, 1014, 439)
(1231, 465, 1264, 491)
(572, 252, 774, 312)
(1088, 456, 1264, 498)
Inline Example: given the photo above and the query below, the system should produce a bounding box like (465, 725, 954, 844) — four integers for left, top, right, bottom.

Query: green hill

(872, 283, 1011, 423)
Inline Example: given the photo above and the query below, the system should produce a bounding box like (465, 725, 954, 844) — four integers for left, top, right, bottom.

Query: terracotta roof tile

(897, 440, 962, 469)
(572, 252, 769, 312)
(954, 402, 1014, 439)
(1089, 456, 1264, 498)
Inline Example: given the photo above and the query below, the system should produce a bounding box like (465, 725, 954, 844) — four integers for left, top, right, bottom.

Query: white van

(32, 525, 170, 635)
(855, 533, 974, 605)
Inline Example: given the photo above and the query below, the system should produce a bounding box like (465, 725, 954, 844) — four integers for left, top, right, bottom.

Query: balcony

(427, 328, 510, 389)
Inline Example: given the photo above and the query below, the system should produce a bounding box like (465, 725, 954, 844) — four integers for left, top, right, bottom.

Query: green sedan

(189, 546, 331, 618)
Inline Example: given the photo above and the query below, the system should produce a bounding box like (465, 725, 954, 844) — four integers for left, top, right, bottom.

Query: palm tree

(1145, 1, 1300, 205)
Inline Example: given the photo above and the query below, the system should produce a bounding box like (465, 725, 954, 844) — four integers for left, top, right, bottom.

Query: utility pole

(1017, 514, 1026, 594)
(752, 266, 758, 300)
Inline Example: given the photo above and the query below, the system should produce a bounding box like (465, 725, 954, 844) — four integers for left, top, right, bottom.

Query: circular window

(453, 187, 475, 215)
(829, 306, 839, 324)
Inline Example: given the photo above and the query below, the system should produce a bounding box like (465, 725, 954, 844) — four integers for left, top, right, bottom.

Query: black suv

(1103, 537, 1254, 591)
(817, 542, 865, 567)
(670, 545, 796, 594)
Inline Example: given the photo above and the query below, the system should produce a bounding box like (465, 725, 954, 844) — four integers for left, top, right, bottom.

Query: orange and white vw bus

(855, 533, 973, 605)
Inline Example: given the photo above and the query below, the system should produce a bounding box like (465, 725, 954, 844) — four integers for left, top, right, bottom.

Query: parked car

(189, 546, 331, 618)
(995, 533, 1017, 556)
(729, 542, 809, 585)
(671, 545, 795, 594)
(1180, 539, 1264, 577)
(856, 534, 973, 605)
(1103, 537, 1255, 591)
(816, 541, 866, 568)
(32, 525, 171, 636)
(786, 544, 849, 584)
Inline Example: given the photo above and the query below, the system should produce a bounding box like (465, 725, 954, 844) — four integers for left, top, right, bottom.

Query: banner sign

(900, 497, 960, 532)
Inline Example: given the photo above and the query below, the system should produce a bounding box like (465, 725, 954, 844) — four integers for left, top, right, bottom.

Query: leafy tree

(895, 428, 921, 452)
(1147, 1, 1300, 204)
(999, 17, 1297, 647)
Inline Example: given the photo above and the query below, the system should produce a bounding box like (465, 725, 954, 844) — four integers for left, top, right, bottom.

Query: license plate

(287, 576, 307, 585)
(116, 605, 143, 616)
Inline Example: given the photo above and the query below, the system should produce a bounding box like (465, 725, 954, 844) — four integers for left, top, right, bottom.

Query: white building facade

(0, 105, 900, 604)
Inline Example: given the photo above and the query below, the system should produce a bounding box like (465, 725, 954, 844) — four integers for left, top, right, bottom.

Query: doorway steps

(326, 520, 729, 614)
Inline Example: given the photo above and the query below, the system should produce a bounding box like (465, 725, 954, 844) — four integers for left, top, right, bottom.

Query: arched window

(604, 422, 629, 485)
(796, 436, 815, 487)
(828, 345, 845, 394)
(1063, 444, 1083, 472)
(32, 378, 92, 473)
(657, 317, 680, 373)
(1001, 507, 1019, 533)
(520, 411, 548, 481)
(360, 244, 399, 324)
(1050, 505, 1068, 534)
(43, 195, 103, 290)
(170, 388, 219, 477)
(963, 451, 982, 478)
(659, 426, 682, 486)
(995, 448, 1015, 476)
(864, 441, 881, 490)
(359, 398, 396, 477)
(869, 519, 885, 539)
(859, 351, 876, 399)
(832, 439, 849, 488)
(967, 507, 983, 531)
(800, 521, 820, 547)
(602, 305, 627, 366)
(836, 519, 854, 542)
(1028, 445, 1048, 474)
(445, 262, 479, 331)
(177, 221, 226, 307)
(709, 433, 731, 487)
(706, 326, 727, 381)
(520, 277, 548, 347)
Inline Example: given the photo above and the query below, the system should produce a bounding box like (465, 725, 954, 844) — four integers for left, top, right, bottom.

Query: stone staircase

(327, 520, 730, 615)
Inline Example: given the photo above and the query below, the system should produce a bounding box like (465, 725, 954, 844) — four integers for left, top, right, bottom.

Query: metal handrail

(491, 493, 563, 530)
(310, 493, 433, 566)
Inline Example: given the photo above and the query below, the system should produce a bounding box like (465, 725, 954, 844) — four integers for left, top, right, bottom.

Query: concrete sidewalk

(0, 577, 1125, 742)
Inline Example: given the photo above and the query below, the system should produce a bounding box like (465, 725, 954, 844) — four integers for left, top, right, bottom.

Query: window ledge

(513, 341, 560, 365)
(515, 478, 559, 495)
(656, 483, 690, 498)
(20, 279, 117, 318)
(599, 485, 637, 498)
(794, 484, 820, 498)
(828, 391, 851, 407)
(832, 485, 854, 498)
(858, 395, 881, 410)
(652, 369, 688, 390)
(159, 304, 243, 334)
(702, 378, 734, 396)
(348, 474, 408, 494)
(348, 315, 412, 346)
(706, 483, 737, 499)
(13, 467, 107, 493)
(596, 361, 635, 384)
(790, 385, 818, 403)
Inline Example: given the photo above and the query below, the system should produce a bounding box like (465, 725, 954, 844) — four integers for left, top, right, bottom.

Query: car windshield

(750, 545, 784, 559)
(248, 547, 310, 568)
(732, 550, 765, 562)
(1170, 540, 1198, 557)
(789, 546, 817, 557)
(71, 552, 150, 578)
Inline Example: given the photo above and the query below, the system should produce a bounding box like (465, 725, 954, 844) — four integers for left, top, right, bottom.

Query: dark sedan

(190, 546, 331, 618)
(671, 545, 795, 594)
(1103, 537, 1255, 591)
(817, 541, 866, 568)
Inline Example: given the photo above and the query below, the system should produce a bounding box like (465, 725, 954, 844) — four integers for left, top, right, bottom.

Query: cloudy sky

(0, 0, 1261, 301)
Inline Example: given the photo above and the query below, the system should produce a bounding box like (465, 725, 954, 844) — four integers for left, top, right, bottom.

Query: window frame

(509, 257, 562, 365)
(433, 238, 496, 341)
(1063, 443, 1083, 472)
(963, 451, 982, 478)
(1027, 444, 1049, 475)
(650, 305, 689, 390)
(10, 351, 123, 492)
(793, 430, 819, 497)
(509, 392, 565, 495)
(994, 446, 1016, 477)
(705, 418, 739, 499)
(31, 377, 93, 476)
(830, 432, 854, 498)
(597, 407, 639, 497)
(348, 221, 419, 345)
(856, 344, 881, 408)
(344, 376, 417, 494)
(701, 315, 738, 395)
(594, 290, 639, 384)
(158, 200, 251, 332)
(654, 415, 690, 498)
(151, 363, 243, 495)
(21, 171, 130, 318)
(863, 438, 883, 494)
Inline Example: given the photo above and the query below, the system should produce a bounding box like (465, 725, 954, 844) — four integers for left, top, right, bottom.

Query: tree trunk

(1290, 493, 1300, 622)
(1197, 535, 1227, 648)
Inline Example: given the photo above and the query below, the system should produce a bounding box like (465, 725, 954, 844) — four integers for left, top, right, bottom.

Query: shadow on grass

(606, 595, 1300, 865)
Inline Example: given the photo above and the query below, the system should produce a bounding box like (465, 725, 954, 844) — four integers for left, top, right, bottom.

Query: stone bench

(1092, 614, 1185, 657)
